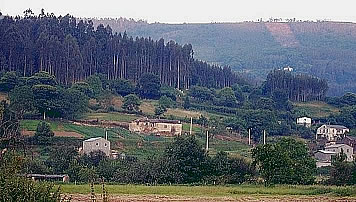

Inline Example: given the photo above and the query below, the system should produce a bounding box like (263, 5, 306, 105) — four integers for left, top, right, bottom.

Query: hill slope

(91, 19, 356, 96)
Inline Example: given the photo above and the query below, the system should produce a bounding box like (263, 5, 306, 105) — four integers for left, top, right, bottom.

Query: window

(164, 125, 168, 128)
(104, 143, 107, 147)
(96, 143, 99, 147)
(347, 149, 349, 153)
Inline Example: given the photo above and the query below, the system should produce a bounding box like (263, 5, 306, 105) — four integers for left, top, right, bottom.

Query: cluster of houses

(297, 116, 355, 167)
(80, 118, 183, 158)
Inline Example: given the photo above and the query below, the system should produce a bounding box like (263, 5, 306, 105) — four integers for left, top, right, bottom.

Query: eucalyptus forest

(0, 9, 242, 89)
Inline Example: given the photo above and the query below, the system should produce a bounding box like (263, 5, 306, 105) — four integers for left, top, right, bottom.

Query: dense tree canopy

(263, 70, 328, 102)
(0, 11, 244, 90)
(252, 138, 316, 185)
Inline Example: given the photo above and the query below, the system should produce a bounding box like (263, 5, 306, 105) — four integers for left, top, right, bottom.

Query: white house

(283, 66, 293, 72)
(296, 117, 312, 128)
(82, 137, 111, 156)
(316, 124, 349, 141)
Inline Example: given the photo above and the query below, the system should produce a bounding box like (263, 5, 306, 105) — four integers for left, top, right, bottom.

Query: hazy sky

(2, 0, 356, 23)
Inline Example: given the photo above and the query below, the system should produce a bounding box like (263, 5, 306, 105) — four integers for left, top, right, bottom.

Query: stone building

(129, 118, 182, 136)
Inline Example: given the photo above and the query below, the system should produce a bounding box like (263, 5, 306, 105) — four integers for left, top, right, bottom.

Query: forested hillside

(91, 18, 356, 96)
(0, 10, 244, 89)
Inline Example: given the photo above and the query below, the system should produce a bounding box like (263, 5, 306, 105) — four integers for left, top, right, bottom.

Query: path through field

(69, 194, 356, 202)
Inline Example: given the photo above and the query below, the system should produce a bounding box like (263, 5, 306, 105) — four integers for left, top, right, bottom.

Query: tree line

(263, 69, 328, 102)
(0, 9, 244, 89)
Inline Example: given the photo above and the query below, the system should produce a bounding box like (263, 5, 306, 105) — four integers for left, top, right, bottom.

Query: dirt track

(68, 194, 356, 202)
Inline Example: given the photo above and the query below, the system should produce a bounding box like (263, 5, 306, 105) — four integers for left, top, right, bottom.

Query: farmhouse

(325, 143, 353, 162)
(314, 150, 336, 167)
(296, 116, 312, 128)
(82, 137, 111, 156)
(316, 124, 349, 141)
(337, 136, 356, 153)
(129, 118, 182, 136)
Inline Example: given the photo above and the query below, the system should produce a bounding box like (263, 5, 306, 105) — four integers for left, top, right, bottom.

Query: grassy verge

(58, 184, 356, 197)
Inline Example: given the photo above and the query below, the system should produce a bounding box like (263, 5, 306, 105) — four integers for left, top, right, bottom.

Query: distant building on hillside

(314, 143, 353, 167)
(129, 118, 182, 136)
(337, 136, 356, 153)
(314, 150, 337, 167)
(283, 66, 293, 72)
(82, 137, 111, 156)
(316, 124, 349, 141)
(297, 116, 312, 128)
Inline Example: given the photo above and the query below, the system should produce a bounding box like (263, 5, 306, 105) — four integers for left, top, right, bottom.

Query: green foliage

(255, 97, 275, 110)
(46, 146, 78, 174)
(329, 151, 356, 185)
(154, 104, 167, 117)
(32, 84, 58, 116)
(216, 87, 237, 107)
(252, 138, 316, 185)
(160, 85, 180, 101)
(0, 152, 61, 201)
(161, 135, 208, 184)
(34, 121, 54, 144)
(122, 94, 141, 112)
(86, 75, 103, 97)
(0, 100, 20, 144)
(35, 121, 54, 137)
(26, 71, 57, 86)
(137, 73, 161, 99)
(0, 71, 18, 92)
(71, 82, 94, 98)
(206, 151, 254, 184)
(57, 88, 89, 119)
(158, 95, 174, 108)
(9, 86, 35, 119)
(183, 96, 191, 109)
(110, 79, 135, 96)
(263, 70, 328, 102)
(188, 86, 214, 102)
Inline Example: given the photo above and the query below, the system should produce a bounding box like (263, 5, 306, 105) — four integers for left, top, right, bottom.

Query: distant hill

(91, 18, 356, 96)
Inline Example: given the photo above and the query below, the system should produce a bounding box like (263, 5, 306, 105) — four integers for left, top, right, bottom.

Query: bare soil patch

(69, 194, 356, 202)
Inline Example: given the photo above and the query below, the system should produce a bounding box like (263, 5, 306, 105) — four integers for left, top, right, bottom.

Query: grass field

(293, 101, 340, 118)
(59, 184, 356, 197)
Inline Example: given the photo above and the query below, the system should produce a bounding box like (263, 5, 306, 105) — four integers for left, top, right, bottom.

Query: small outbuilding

(83, 137, 111, 156)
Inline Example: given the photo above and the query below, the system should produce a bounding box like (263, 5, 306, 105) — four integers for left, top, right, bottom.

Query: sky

(1, 0, 356, 23)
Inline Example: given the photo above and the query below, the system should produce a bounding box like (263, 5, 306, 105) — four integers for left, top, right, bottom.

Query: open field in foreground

(59, 184, 356, 201)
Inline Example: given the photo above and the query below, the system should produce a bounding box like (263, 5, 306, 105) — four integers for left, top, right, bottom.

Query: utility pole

(263, 130, 266, 145)
(190, 117, 193, 135)
(206, 130, 209, 152)
(248, 128, 251, 145)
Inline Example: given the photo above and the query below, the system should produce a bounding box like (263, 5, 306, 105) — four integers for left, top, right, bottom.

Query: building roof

(316, 150, 337, 154)
(323, 125, 348, 130)
(325, 144, 351, 149)
(84, 137, 107, 142)
(134, 118, 180, 124)
(345, 136, 356, 141)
